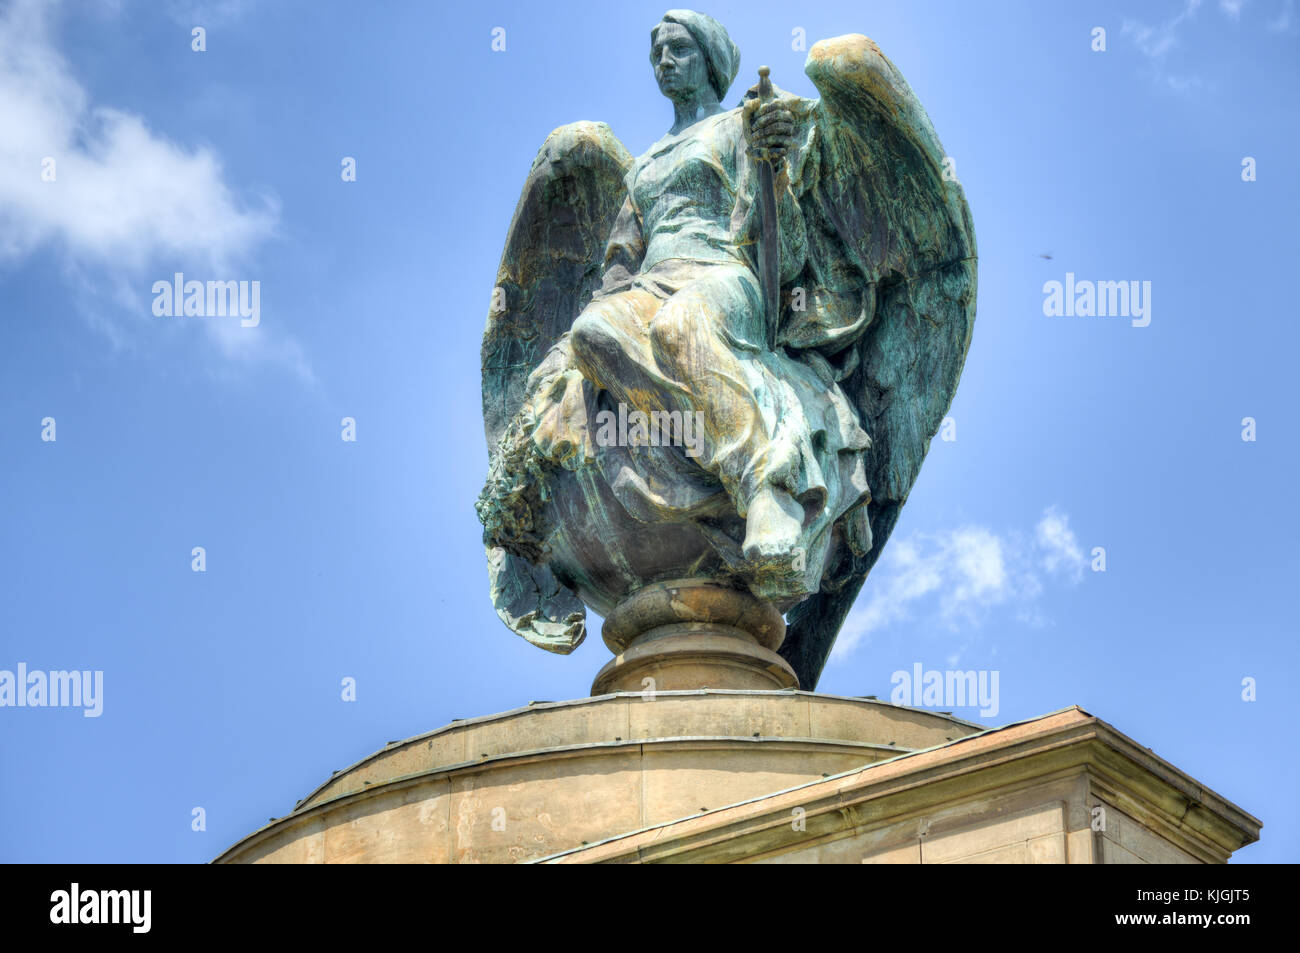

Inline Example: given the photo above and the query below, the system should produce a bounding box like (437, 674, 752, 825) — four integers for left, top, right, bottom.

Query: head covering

(652, 10, 740, 102)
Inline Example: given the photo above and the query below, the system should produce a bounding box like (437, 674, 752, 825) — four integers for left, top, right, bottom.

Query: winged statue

(476, 10, 976, 691)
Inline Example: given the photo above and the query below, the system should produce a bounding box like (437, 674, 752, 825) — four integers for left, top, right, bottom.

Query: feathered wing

(777, 35, 978, 688)
(479, 121, 632, 653)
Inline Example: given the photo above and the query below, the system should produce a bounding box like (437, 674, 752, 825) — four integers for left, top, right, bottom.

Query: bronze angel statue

(477, 10, 976, 692)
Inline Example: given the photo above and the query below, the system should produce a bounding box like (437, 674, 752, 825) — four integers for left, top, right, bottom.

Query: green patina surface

(476, 12, 976, 690)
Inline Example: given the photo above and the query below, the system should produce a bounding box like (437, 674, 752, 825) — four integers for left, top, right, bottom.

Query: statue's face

(651, 22, 709, 100)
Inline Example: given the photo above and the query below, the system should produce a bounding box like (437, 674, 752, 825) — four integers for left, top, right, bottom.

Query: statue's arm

(591, 194, 646, 300)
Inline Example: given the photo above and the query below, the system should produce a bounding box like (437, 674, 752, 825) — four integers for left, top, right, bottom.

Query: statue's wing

(778, 35, 978, 688)
(479, 121, 632, 654)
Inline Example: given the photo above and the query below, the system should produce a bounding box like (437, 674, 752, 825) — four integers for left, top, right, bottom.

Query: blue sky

(1, 0, 1295, 863)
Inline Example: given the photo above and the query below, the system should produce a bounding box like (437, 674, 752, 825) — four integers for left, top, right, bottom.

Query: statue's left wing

(478, 121, 632, 653)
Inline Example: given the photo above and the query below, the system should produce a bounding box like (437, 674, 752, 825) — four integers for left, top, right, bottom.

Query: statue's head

(650, 10, 739, 104)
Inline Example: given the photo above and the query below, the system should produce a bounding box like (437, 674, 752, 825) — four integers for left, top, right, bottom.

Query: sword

(755, 66, 781, 353)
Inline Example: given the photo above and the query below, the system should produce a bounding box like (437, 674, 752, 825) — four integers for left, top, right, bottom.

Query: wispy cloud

(1124, 0, 1203, 59)
(831, 508, 1088, 664)
(0, 0, 307, 380)
(1121, 0, 1205, 92)
(1122, 0, 1292, 90)
(1215, 0, 1297, 32)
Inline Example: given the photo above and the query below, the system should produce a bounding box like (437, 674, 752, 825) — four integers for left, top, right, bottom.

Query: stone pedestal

(215, 694, 1259, 864)
(592, 580, 798, 694)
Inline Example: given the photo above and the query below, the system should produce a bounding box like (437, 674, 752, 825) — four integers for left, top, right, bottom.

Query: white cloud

(1220, 0, 1246, 18)
(1036, 506, 1085, 582)
(0, 0, 273, 270)
(831, 507, 1088, 663)
(0, 0, 305, 379)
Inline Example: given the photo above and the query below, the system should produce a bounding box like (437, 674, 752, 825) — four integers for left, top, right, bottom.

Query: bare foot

(742, 487, 804, 565)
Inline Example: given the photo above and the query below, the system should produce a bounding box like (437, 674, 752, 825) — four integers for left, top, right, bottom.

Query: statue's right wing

(478, 121, 632, 654)
(777, 36, 978, 689)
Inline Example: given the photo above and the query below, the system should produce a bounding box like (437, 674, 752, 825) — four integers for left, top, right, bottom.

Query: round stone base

(592, 623, 798, 693)
(594, 579, 797, 694)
